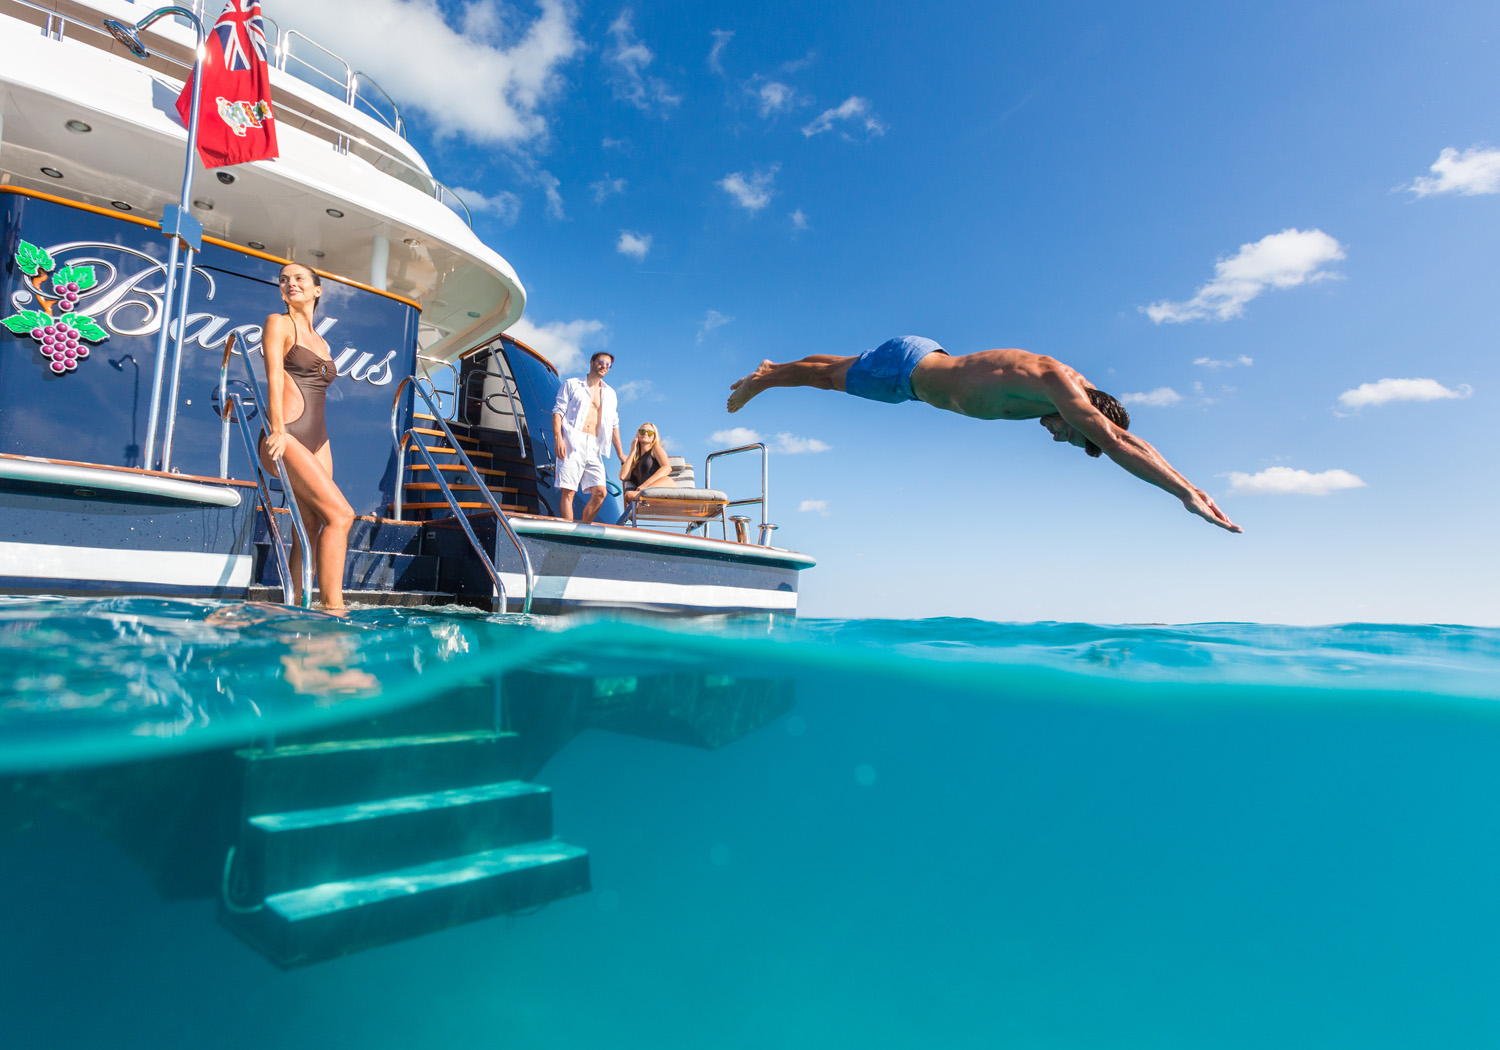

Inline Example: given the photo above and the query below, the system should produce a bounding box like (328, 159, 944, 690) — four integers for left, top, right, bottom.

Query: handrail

(390, 377, 534, 614)
(460, 346, 527, 459)
(416, 354, 460, 420)
(705, 442, 773, 545)
(218, 335, 314, 607)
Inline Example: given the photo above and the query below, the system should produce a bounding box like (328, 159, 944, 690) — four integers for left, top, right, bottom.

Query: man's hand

(1183, 488, 1242, 533)
(555, 434, 569, 460)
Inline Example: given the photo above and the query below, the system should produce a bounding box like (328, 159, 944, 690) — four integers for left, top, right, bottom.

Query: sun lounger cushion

(636, 485, 729, 502)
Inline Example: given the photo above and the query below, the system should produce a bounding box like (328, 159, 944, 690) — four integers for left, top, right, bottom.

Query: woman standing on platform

(258, 262, 355, 611)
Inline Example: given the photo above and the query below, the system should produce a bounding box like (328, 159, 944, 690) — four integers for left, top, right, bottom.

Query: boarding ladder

(391, 376, 535, 614)
(216, 334, 314, 608)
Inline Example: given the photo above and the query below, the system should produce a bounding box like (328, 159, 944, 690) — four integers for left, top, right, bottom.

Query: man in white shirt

(552, 351, 625, 522)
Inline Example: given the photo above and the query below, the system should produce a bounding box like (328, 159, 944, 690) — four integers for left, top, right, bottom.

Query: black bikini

(266, 317, 336, 452)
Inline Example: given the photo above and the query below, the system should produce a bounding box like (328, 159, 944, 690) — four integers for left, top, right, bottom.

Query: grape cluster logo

(2, 240, 109, 373)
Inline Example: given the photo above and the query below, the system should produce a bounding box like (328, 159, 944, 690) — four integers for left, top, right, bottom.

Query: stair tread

(241, 731, 512, 761)
(250, 780, 546, 832)
(411, 427, 479, 445)
(404, 483, 519, 493)
(394, 502, 529, 512)
(410, 464, 509, 477)
(265, 840, 587, 922)
(408, 443, 493, 459)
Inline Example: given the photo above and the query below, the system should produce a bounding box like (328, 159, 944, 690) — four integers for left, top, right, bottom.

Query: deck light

(65, 120, 92, 133)
(247, 241, 266, 250)
(326, 208, 344, 218)
(102, 6, 209, 474)
(467, 311, 481, 318)
(308, 250, 326, 258)
(403, 238, 420, 246)
(192, 200, 213, 210)
(110, 201, 133, 211)
(216, 172, 236, 185)
(40, 167, 63, 178)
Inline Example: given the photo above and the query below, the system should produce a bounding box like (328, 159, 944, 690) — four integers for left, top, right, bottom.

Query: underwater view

(6, 598, 1500, 1048)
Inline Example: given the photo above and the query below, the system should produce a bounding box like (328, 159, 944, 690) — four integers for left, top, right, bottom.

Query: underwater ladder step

(221, 734, 590, 967)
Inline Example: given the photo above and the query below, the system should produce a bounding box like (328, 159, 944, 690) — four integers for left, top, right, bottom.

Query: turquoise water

(5, 598, 1500, 1047)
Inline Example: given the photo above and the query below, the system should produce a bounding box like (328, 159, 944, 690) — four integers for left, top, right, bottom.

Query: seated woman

(258, 262, 356, 611)
(616, 421, 673, 524)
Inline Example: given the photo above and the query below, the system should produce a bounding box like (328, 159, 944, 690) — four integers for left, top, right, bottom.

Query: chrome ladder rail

(391, 377, 534, 614)
(705, 442, 776, 545)
(218, 336, 314, 607)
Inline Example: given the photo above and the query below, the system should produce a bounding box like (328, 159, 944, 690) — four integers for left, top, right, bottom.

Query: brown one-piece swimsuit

(260, 314, 336, 454)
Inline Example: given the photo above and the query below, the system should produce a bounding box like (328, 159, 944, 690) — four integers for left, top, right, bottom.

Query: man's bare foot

(727, 360, 776, 413)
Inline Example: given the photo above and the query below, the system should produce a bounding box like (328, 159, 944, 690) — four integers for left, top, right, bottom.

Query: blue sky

(302, 0, 1500, 624)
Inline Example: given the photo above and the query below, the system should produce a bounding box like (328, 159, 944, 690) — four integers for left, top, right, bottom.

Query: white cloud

(616, 230, 652, 260)
(1407, 147, 1500, 197)
(605, 11, 680, 114)
(719, 165, 779, 212)
(1226, 467, 1367, 496)
(711, 426, 761, 446)
(1338, 378, 1472, 409)
(753, 80, 802, 117)
(1194, 355, 1253, 369)
(802, 96, 886, 138)
(282, 0, 581, 145)
(1120, 387, 1182, 407)
(523, 168, 564, 219)
(696, 309, 734, 344)
(798, 499, 830, 516)
(450, 186, 521, 224)
(589, 176, 627, 204)
(602, 136, 627, 150)
(790, 208, 810, 231)
(708, 29, 733, 75)
(617, 379, 660, 403)
(706, 427, 829, 454)
(1143, 229, 1346, 324)
(773, 432, 831, 454)
(504, 316, 606, 373)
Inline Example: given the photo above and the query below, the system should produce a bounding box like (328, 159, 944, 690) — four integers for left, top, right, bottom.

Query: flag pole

(105, 7, 207, 473)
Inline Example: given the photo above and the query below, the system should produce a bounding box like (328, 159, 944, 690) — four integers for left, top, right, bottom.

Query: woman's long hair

(623, 421, 664, 474)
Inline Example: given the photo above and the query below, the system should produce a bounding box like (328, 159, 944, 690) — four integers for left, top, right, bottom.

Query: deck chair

(625, 457, 730, 534)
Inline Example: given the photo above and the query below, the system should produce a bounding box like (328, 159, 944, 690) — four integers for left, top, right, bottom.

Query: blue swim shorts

(843, 336, 947, 404)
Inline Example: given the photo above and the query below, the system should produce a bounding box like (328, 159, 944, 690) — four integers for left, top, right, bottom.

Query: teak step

(238, 731, 521, 814)
(393, 502, 529, 513)
(224, 840, 590, 968)
(408, 443, 493, 460)
(411, 427, 479, 445)
(241, 780, 554, 898)
(410, 463, 509, 479)
(403, 482, 519, 495)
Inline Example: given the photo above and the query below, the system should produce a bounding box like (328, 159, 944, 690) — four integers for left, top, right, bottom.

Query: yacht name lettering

(10, 243, 396, 386)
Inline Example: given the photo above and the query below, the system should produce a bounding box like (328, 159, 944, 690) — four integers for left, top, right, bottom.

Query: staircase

(219, 725, 589, 968)
(395, 414, 543, 520)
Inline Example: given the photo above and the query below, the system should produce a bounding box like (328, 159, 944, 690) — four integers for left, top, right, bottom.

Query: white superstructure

(0, 0, 523, 358)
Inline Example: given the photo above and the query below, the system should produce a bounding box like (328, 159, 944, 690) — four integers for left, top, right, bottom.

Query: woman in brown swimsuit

(259, 263, 355, 611)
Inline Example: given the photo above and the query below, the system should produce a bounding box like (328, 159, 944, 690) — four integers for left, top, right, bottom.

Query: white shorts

(557, 432, 606, 491)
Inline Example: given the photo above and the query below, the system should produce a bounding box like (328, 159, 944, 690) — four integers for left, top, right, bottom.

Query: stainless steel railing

(459, 346, 528, 459)
(218, 334, 314, 607)
(705, 442, 777, 545)
(390, 377, 534, 614)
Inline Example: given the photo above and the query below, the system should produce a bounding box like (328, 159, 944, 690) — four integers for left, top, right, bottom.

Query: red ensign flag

(175, 0, 279, 169)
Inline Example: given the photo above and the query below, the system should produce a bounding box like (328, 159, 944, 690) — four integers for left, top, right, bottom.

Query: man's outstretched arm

(1046, 375, 1243, 533)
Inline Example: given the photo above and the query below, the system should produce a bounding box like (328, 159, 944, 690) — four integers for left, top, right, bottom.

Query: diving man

(727, 336, 1241, 532)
